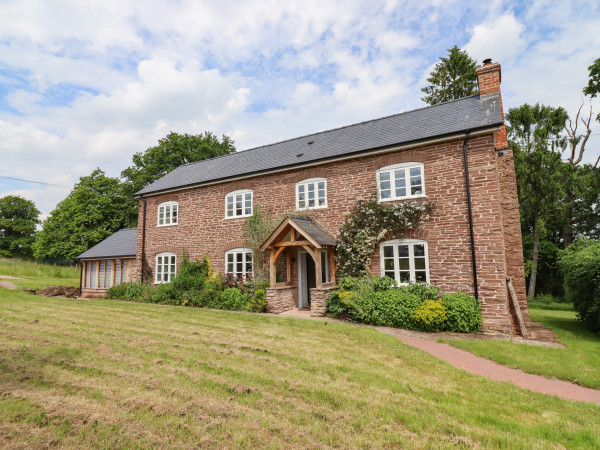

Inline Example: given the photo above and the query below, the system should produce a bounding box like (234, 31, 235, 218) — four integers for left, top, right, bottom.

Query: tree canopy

(120, 131, 235, 226)
(0, 195, 40, 259)
(121, 131, 235, 196)
(421, 46, 478, 105)
(507, 103, 568, 298)
(33, 169, 132, 260)
(583, 57, 600, 99)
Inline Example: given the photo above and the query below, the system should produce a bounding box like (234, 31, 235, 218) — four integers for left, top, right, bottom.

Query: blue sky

(0, 0, 599, 217)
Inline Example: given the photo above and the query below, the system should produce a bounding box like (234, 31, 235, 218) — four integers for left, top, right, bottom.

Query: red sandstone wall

(136, 133, 521, 333)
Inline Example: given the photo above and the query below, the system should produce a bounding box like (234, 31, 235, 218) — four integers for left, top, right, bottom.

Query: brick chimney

(476, 59, 508, 149)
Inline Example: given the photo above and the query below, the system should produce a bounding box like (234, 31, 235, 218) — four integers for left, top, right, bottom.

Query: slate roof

(136, 93, 503, 196)
(77, 228, 138, 259)
(287, 215, 336, 246)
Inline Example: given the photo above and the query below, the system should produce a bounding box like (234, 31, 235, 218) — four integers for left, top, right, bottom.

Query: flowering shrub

(335, 194, 434, 278)
(414, 300, 447, 332)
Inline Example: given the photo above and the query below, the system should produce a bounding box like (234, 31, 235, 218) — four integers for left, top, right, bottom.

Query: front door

(305, 253, 316, 305)
(299, 250, 329, 308)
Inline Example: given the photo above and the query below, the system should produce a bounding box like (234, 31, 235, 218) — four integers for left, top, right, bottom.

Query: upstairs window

(380, 239, 429, 285)
(296, 178, 327, 210)
(157, 201, 178, 226)
(377, 162, 425, 201)
(226, 190, 253, 218)
(225, 248, 253, 279)
(156, 252, 177, 283)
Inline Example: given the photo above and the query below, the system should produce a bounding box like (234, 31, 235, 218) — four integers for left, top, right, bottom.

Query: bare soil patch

(0, 280, 18, 289)
(24, 286, 80, 298)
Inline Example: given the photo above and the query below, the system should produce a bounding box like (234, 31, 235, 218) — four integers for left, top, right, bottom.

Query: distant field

(1, 289, 599, 448)
(0, 259, 79, 290)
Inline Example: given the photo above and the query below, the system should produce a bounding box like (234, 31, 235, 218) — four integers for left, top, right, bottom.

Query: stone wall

(310, 284, 337, 317)
(265, 285, 297, 313)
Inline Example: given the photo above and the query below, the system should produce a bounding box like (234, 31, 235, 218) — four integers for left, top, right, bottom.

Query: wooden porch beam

(273, 240, 312, 247)
(270, 246, 287, 286)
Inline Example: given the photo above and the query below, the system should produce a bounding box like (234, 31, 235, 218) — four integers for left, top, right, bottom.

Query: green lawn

(0, 259, 79, 290)
(446, 303, 600, 389)
(1, 289, 599, 448)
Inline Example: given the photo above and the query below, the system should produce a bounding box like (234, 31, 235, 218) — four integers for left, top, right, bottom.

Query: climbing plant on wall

(335, 195, 434, 279)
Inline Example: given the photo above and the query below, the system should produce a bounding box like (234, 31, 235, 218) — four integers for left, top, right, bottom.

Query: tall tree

(33, 169, 131, 260)
(121, 131, 235, 226)
(583, 57, 600, 99)
(507, 103, 568, 299)
(0, 195, 40, 259)
(421, 46, 478, 105)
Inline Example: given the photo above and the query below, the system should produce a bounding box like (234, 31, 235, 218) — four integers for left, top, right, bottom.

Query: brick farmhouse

(78, 60, 531, 336)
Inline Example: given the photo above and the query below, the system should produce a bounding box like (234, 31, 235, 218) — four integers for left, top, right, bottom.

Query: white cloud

(0, 0, 599, 217)
(464, 13, 525, 63)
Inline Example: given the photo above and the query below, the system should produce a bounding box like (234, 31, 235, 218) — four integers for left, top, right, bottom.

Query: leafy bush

(327, 276, 481, 333)
(414, 299, 447, 332)
(559, 239, 600, 332)
(338, 276, 397, 292)
(247, 287, 268, 312)
(441, 292, 482, 332)
(106, 281, 153, 302)
(219, 288, 248, 311)
(375, 290, 422, 329)
(402, 282, 441, 300)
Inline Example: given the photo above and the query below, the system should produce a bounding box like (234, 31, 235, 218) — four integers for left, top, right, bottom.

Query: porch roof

(260, 215, 335, 251)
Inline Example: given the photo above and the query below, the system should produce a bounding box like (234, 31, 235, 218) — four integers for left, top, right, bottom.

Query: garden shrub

(413, 299, 446, 332)
(219, 288, 248, 311)
(247, 287, 268, 312)
(441, 292, 482, 332)
(106, 281, 153, 302)
(327, 276, 482, 333)
(559, 239, 600, 332)
(375, 289, 422, 329)
(402, 282, 441, 300)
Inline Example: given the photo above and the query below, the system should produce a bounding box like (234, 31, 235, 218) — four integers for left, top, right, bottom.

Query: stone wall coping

(267, 284, 297, 291)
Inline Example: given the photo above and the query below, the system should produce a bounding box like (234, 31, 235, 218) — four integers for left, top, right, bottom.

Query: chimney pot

(483, 58, 492, 65)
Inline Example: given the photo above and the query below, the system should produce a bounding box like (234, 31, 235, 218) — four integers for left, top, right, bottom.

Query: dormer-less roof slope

(136, 93, 503, 197)
(77, 228, 138, 260)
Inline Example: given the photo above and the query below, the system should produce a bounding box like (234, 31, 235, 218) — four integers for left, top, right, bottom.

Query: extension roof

(77, 228, 138, 260)
(136, 93, 503, 197)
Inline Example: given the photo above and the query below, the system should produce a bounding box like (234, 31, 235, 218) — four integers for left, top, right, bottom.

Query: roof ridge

(175, 94, 484, 170)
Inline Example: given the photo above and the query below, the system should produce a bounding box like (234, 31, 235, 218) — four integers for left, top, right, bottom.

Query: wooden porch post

(314, 249, 322, 288)
(270, 250, 277, 286)
(286, 250, 292, 283)
(111, 260, 116, 287)
(328, 246, 336, 284)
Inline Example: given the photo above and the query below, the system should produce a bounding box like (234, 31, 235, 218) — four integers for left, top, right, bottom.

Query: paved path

(391, 333, 600, 406)
(280, 308, 600, 405)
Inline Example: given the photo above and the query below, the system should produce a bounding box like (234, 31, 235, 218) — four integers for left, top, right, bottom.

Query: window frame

(225, 189, 253, 219)
(376, 162, 425, 202)
(155, 252, 177, 284)
(225, 248, 254, 279)
(379, 239, 430, 286)
(157, 201, 179, 227)
(296, 177, 328, 211)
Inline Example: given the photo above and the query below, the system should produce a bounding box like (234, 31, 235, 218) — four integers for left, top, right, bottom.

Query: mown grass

(0, 258, 79, 289)
(1, 288, 599, 448)
(447, 302, 600, 389)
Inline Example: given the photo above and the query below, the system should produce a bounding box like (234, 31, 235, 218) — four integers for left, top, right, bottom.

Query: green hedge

(559, 239, 600, 333)
(327, 277, 481, 333)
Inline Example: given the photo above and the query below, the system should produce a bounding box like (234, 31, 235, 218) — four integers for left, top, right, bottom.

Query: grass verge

(1, 289, 599, 448)
(0, 258, 79, 289)
(446, 302, 600, 389)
